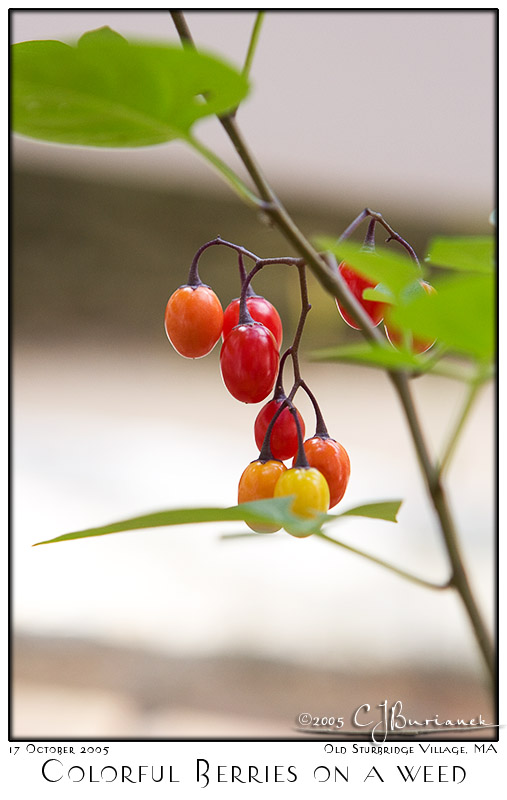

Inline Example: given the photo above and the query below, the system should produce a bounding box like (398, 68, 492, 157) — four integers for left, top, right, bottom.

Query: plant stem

(242, 12, 265, 78)
(389, 371, 495, 682)
(315, 531, 450, 592)
(186, 134, 262, 208)
(171, 11, 495, 686)
(437, 379, 482, 477)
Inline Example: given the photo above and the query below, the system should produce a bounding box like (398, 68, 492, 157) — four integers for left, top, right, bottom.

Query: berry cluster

(335, 216, 436, 353)
(164, 215, 432, 535)
(164, 237, 350, 533)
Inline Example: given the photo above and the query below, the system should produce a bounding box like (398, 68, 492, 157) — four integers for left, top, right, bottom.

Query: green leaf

(33, 498, 321, 545)
(425, 236, 495, 273)
(362, 286, 395, 304)
(388, 273, 495, 362)
(312, 342, 428, 371)
(12, 28, 249, 147)
(312, 341, 488, 382)
(78, 25, 128, 46)
(315, 238, 420, 296)
(33, 495, 402, 546)
(222, 501, 403, 537)
(334, 500, 402, 523)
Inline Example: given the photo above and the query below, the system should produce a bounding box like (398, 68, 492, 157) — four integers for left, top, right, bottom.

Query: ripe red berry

(223, 296, 283, 349)
(384, 280, 436, 354)
(220, 323, 279, 403)
(164, 284, 223, 359)
(254, 398, 305, 461)
(336, 261, 385, 329)
(295, 436, 350, 508)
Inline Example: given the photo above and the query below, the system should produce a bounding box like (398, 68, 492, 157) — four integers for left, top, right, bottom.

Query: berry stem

(239, 256, 304, 327)
(362, 218, 376, 252)
(274, 349, 292, 399)
(289, 263, 311, 383)
(291, 403, 310, 469)
(300, 381, 330, 439)
(258, 396, 289, 463)
(339, 208, 421, 269)
(238, 253, 256, 297)
(187, 236, 261, 286)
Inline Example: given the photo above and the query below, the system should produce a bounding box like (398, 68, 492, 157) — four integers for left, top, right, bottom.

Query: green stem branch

(242, 12, 265, 78)
(437, 379, 482, 477)
(315, 531, 450, 592)
(186, 134, 262, 208)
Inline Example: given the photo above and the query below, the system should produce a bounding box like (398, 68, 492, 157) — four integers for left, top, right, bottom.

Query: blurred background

(11, 10, 496, 738)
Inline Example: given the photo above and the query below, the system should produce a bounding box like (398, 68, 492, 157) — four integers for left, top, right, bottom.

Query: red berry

(295, 436, 350, 508)
(220, 323, 279, 403)
(254, 399, 305, 461)
(223, 296, 283, 349)
(336, 261, 385, 329)
(164, 284, 223, 359)
(384, 280, 436, 354)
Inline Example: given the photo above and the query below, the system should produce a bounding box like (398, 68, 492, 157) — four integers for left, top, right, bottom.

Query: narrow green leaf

(12, 30, 249, 147)
(223, 500, 403, 533)
(33, 498, 318, 546)
(312, 342, 427, 371)
(334, 500, 402, 523)
(34, 495, 403, 547)
(425, 236, 495, 273)
(313, 342, 487, 382)
(315, 238, 420, 296)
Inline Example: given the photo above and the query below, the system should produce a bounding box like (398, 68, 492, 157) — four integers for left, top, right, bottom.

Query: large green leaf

(33, 498, 402, 546)
(388, 273, 495, 362)
(425, 236, 495, 273)
(316, 238, 420, 296)
(11, 27, 249, 147)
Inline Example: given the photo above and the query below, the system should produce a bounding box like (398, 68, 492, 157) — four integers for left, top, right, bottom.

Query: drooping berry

(220, 323, 279, 403)
(255, 398, 305, 461)
(164, 284, 223, 359)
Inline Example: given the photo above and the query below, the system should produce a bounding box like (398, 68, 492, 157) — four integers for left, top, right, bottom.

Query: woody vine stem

(170, 12, 495, 686)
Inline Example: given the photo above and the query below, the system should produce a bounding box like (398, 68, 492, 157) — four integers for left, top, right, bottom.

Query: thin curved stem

(315, 531, 450, 592)
(339, 207, 421, 268)
(188, 237, 260, 285)
(300, 380, 329, 438)
(290, 264, 311, 382)
(437, 379, 482, 478)
(186, 134, 262, 208)
(242, 12, 265, 78)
